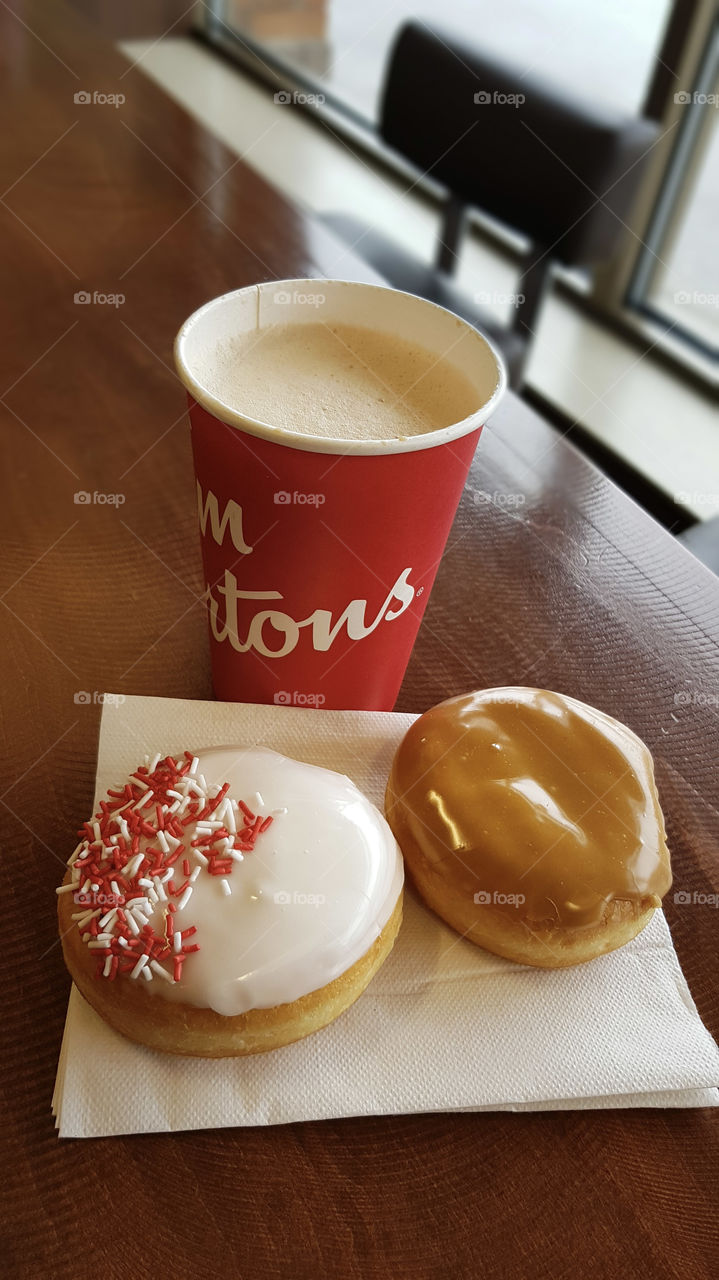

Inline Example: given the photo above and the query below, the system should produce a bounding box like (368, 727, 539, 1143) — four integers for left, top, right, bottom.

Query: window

(201, 1, 718, 377)
(628, 23, 718, 358)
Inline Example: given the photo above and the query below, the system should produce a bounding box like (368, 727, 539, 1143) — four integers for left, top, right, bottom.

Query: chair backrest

(379, 22, 658, 266)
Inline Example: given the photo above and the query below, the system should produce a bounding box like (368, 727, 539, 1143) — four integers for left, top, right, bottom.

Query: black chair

(322, 22, 659, 386)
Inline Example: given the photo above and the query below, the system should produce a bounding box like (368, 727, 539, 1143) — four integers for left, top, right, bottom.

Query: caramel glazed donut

(58, 747, 404, 1056)
(385, 687, 672, 968)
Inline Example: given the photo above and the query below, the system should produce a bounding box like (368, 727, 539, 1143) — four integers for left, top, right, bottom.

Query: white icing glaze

(142, 746, 403, 1015)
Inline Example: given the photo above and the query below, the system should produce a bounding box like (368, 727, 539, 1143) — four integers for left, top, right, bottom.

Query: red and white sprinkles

(57, 751, 274, 985)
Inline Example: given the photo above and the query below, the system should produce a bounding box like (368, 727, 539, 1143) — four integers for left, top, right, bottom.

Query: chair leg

(512, 249, 553, 340)
(435, 195, 468, 276)
(509, 250, 554, 384)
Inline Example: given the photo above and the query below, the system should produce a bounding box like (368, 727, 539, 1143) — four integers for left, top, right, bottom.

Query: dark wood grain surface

(1, 2, 717, 1277)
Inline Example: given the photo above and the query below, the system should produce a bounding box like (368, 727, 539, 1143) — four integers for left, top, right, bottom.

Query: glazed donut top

(387, 687, 671, 928)
(59, 746, 403, 1015)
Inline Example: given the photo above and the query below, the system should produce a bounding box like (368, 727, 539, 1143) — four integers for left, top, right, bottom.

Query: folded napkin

(53, 695, 719, 1137)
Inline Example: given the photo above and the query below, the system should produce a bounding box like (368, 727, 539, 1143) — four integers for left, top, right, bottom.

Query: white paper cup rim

(174, 279, 507, 456)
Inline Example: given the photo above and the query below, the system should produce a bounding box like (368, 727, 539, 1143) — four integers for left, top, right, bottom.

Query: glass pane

(642, 89, 719, 354)
(221, 0, 671, 121)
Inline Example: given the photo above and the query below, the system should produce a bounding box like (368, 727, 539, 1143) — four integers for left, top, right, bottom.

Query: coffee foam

(201, 322, 479, 440)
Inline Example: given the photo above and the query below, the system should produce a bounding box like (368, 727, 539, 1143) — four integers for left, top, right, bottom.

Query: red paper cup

(175, 279, 506, 710)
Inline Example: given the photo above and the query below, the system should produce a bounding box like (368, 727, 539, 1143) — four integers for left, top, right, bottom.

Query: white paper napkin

(53, 694, 719, 1137)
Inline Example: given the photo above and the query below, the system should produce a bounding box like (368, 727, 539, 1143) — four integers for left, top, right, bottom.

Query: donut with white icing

(58, 746, 404, 1056)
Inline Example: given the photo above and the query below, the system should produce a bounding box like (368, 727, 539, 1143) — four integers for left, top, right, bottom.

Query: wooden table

(2, 3, 717, 1276)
